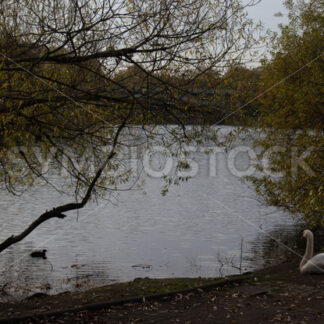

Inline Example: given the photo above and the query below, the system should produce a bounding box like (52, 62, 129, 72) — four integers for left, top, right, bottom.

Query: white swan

(300, 229, 324, 274)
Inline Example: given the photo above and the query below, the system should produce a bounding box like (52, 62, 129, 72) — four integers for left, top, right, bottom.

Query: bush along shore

(1, 258, 324, 323)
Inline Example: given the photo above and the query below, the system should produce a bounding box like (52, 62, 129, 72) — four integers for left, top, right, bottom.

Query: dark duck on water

(30, 249, 47, 259)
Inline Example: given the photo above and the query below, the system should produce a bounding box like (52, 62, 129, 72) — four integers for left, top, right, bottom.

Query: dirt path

(1, 260, 324, 323)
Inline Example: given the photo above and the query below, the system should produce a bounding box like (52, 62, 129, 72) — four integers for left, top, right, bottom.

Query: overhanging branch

(0, 120, 126, 254)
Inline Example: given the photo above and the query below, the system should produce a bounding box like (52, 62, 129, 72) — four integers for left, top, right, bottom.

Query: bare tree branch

(0, 120, 126, 253)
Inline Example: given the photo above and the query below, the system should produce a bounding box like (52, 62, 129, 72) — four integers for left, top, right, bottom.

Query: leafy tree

(0, 0, 260, 253)
(246, 0, 324, 225)
(0, 0, 255, 252)
(222, 65, 263, 125)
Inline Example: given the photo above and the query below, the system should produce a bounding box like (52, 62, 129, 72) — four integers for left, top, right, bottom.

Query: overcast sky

(246, 0, 289, 32)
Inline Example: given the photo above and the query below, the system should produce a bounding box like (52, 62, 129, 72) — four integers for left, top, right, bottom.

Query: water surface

(0, 131, 301, 301)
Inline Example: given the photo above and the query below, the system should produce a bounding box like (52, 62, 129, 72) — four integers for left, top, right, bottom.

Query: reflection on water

(248, 224, 324, 271)
(246, 224, 304, 270)
(0, 134, 301, 301)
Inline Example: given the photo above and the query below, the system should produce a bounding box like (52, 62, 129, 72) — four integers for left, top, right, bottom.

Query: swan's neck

(300, 233, 314, 270)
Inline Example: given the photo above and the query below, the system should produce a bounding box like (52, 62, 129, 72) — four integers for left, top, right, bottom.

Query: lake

(0, 126, 302, 301)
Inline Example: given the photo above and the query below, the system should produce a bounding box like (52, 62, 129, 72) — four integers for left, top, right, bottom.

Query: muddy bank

(1, 258, 324, 323)
(0, 277, 224, 322)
